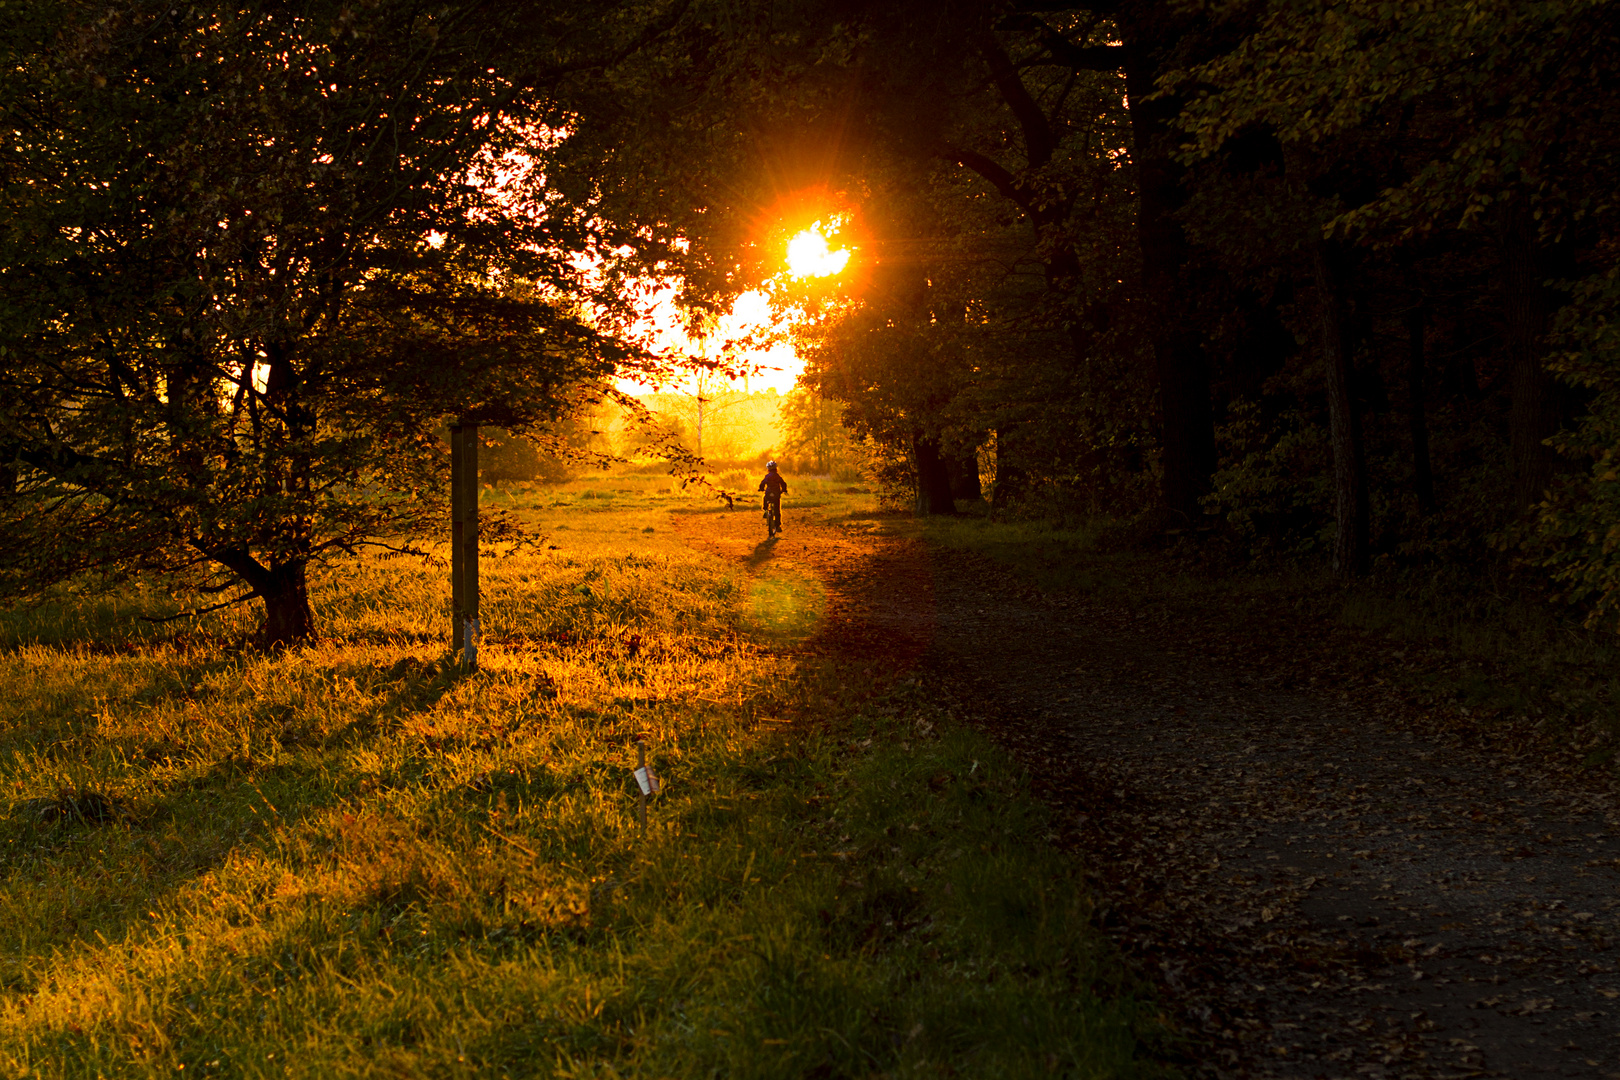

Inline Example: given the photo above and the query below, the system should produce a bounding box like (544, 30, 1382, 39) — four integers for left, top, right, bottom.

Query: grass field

(0, 477, 1164, 1078)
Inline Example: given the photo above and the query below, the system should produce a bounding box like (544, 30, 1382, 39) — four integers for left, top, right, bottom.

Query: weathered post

(450, 422, 466, 653)
(449, 422, 480, 667)
(463, 422, 480, 669)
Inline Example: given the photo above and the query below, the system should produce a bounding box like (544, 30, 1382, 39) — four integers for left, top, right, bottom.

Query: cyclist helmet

(766, 460, 777, 470)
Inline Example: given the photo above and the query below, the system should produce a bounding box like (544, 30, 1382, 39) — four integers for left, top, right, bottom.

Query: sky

(467, 138, 850, 397)
(615, 221, 850, 397)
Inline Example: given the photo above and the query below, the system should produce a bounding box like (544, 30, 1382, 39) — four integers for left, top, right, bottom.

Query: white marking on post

(633, 766, 661, 796)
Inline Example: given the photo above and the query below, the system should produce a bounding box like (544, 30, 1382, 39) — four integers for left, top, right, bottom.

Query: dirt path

(676, 506, 1620, 1079)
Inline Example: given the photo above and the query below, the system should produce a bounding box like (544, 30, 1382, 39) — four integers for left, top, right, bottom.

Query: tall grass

(0, 483, 1163, 1078)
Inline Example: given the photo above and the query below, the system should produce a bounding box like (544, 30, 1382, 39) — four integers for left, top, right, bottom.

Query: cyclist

(758, 460, 788, 537)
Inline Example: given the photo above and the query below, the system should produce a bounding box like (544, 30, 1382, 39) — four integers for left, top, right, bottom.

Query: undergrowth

(0, 484, 1164, 1078)
(916, 512, 1620, 776)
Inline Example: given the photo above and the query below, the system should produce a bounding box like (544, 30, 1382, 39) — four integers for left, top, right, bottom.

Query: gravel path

(679, 507, 1620, 1079)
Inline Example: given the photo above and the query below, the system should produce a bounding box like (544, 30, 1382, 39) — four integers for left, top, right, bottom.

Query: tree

(655, 367, 759, 460)
(689, 3, 1153, 516)
(621, 0, 1620, 623)
(788, 163, 998, 516)
(779, 390, 855, 476)
(1179, 0, 1620, 492)
(0, 0, 684, 643)
(977, 1, 1239, 519)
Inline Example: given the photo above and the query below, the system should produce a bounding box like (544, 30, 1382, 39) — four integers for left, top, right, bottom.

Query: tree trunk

(912, 435, 957, 516)
(260, 562, 315, 646)
(1152, 325, 1216, 521)
(1121, 37, 1216, 522)
(1406, 305, 1437, 513)
(946, 451, 982, 502)
(1313, 241, 1370, 579)
(451, 423, 466, 652)
(989, 428, 1026, 512)
(1501, 204, 1559, 512)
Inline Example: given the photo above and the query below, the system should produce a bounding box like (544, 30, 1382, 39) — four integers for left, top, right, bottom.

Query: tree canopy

(630, 0, 1620, 618)
(0, 0, 686, 642)
(7, 0, 1620, 636)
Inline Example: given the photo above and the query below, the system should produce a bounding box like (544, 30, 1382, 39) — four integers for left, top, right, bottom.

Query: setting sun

(786, 221, 850, 278)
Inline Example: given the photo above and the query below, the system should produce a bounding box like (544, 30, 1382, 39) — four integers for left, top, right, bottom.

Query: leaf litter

(683, 507, 1620, 1079)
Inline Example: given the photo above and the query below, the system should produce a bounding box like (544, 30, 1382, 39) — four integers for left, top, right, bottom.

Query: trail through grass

(0, 479, 1163, 1078)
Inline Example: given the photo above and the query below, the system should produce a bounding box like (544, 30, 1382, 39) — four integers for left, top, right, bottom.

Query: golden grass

(0, 482, 1162, 1078)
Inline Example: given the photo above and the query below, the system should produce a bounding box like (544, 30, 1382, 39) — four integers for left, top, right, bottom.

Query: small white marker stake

(463, 616, 480, 671)
(634, 738, 660, 835)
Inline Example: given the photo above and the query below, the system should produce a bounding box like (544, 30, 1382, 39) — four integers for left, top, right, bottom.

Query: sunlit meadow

(0, 476, 1162, 1078)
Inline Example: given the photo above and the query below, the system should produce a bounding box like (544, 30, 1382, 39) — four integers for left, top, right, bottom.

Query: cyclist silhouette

(758, 460, 788, 538)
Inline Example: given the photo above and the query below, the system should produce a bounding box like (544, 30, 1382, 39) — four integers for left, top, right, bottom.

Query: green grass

(0, 482, 1164, 1077)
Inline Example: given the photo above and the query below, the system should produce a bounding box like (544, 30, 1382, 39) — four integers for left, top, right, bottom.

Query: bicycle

(763, 495, 782, 539)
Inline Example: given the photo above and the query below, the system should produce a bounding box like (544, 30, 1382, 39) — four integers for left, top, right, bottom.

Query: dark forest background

(710, 0, 1620, 632)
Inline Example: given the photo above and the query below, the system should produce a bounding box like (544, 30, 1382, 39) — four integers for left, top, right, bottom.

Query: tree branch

(943, 146, 1034, 216)
(512, 0, 693, 88)
(358, 539, 434, 556)
(138, 590, 261, 623)
(202, 544, 273, 596)
(999, 14, 1130, 73)
(978, 31, 1055, 169)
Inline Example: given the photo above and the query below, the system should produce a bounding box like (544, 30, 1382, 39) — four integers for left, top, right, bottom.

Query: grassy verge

(912, 510, 1620, 775)
(0, 483, 1163, 1078)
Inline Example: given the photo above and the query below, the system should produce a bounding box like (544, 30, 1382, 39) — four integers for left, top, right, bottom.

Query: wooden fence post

(449, 422, 480, 666)
(462, 423, 480, 669)
(450, 422, 466, 654)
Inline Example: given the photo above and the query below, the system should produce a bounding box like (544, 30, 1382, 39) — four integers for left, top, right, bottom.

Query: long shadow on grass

(338, 652, 477, 740)
(746, 536, 780, 568)
(0, 651, 493, 977)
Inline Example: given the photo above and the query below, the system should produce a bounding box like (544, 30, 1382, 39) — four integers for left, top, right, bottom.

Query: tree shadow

(0, 647, 495, 987)
(327, 652, 478, 746)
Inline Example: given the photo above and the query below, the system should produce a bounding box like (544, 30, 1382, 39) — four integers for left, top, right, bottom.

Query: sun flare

(787, 222, 850, 278)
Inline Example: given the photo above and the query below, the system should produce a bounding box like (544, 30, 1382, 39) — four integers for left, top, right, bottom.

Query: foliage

(0, 0, 686, 643)
(651, 0, 1620, 611)
(1537, 268, 1620, 624)
(602, 1, 1154, 514)
(777, 389, 856, 477)
(1204, 401, 1333, 558)
(1170, 0, 1620, 584)
(1175, 0, 1620, 246)
(477, 426, 582, 486)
